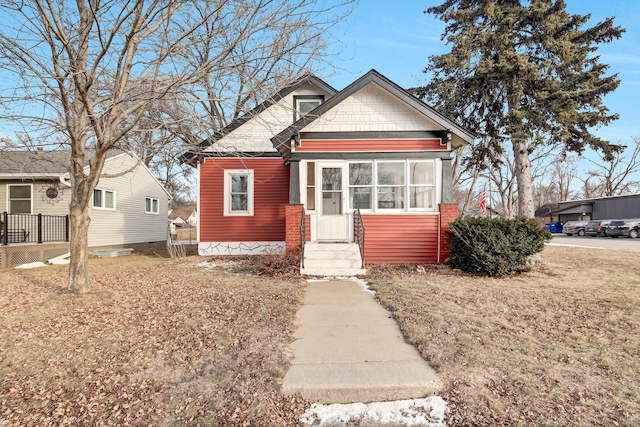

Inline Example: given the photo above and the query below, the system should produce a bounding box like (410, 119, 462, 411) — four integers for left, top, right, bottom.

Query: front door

(317, 162, 349, 241)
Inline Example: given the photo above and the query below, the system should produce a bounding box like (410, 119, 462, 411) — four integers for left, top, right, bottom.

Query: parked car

(607, 219, 640, 238)
(562, 220, 588, 236)
(584, 219, 612, 237)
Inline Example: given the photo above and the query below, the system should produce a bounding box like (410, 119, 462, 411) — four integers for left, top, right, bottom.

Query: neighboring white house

(168, 205, 197, 227)
(0, 149, 171, 266)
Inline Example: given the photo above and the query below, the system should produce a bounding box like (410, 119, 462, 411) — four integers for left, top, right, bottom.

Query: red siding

(296, 138, 445, 152)
(200, 158, 289, 242)
(362, 214, 439, 264)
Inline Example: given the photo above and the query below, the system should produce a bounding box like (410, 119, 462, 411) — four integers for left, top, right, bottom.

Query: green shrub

(446, 216, 552, 276)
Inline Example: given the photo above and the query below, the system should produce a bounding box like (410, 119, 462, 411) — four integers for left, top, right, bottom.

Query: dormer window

(294, 95, 324, 121)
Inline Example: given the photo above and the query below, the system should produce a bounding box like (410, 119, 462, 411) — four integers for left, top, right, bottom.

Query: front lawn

(2, 246, 638, 426)
(368, 246, 640, 426)
(0, 254, 308, 426)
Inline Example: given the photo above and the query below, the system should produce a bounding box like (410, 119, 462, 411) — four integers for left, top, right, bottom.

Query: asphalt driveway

(549, 233, 640, 252)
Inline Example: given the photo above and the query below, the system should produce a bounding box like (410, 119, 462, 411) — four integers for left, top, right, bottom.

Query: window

(8, 184, 32, 214)
(409, 161, 435, 209)
(224, 170, 254, 216)
(145, 197, 159, 214)
(93, 188, 115, 210)
(377, 162, 405, 209)
(345, 160, 437, 212)
(294, 95, 324, 121)
(349, 162, 373, 210)
(306, 161, 316, 211)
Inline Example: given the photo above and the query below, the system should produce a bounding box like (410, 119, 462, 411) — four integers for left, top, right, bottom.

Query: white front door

(317, 162, 349, 241)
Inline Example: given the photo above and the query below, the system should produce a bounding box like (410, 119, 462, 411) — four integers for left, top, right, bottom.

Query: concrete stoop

(283, 280, 442, 404)
(300, 242, 366, 276)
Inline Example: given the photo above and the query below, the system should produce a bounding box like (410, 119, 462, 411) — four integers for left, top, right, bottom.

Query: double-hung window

(8, 184, 32, 214)
(224, 170, 254, 216)
(348, 162, 373, 210)
(93, 188, 115, 210)
(408, 161, 435, 209)
(145, 197, 159, 214)
(376, 162, 405, 210)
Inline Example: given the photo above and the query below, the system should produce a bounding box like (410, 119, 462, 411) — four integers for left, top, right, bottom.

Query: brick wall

(285, 204, 304, 251)
(439, 204, 459, 262)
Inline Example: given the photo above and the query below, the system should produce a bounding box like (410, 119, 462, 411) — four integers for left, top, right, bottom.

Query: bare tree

(0, 0, 355, 293)
(580, 137, 640, 198)
(451, 144, 485, 216)
(533, 155, 580, 207)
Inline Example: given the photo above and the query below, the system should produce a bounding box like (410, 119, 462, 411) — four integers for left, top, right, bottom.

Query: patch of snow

(15, 262, 48, 269)
(348, 276, 376, 296)
(47, 252, 70, 265)
(306, 279, 330, 283)
(300, 397, 447, 426)
(196, 260, 217, 270)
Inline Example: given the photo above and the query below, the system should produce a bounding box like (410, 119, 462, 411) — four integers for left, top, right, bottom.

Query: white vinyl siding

(87, 153, 169, 247)
(0, 181, 69, 217)
(0, 153, 169, 248)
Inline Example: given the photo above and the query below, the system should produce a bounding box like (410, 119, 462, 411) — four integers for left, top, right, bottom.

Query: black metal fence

(1, 212, 70, 246)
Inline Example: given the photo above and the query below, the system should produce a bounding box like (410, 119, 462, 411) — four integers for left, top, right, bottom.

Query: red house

(182, 70, 474, 275)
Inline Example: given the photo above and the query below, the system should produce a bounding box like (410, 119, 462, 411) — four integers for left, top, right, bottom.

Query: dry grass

(367, 246, 640, 426)
(0, 253, 309, 426)
(3, 246, 638, 426)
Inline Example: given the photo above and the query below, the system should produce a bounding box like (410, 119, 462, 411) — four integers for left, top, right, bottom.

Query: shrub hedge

(446, 216, 552, 276)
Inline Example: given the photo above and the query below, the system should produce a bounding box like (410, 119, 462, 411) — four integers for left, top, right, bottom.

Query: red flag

(479, 187, 488, 214)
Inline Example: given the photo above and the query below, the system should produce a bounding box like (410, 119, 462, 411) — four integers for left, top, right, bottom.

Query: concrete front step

(304, 258, 361, 269)
(302, 242, 365, 276)
(300, 267, 366, 276)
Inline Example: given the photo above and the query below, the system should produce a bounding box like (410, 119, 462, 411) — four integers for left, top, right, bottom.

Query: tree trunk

(507, 74, 535, 218)
(67, 201, 91, 293)
(512, 139, 535, 217)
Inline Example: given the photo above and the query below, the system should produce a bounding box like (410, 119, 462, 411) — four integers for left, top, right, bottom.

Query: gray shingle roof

(0, 149, 123, 176)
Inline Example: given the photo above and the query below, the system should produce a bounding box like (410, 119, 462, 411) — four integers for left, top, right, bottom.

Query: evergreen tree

(413, 0, 624, 217)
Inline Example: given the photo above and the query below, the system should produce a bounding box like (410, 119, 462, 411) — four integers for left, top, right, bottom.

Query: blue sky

(326, 0, 640, 147)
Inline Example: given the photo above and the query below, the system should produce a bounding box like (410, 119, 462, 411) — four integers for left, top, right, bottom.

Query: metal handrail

(353, 209, 365, 269)
(300, 207, 306, 268)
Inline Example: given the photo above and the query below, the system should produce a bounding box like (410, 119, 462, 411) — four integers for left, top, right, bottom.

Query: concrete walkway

(283, 279, 442, 404)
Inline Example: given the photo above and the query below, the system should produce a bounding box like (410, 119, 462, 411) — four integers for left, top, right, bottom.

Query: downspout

(59, 174, 71, 187)
(437, 211, 441, 263)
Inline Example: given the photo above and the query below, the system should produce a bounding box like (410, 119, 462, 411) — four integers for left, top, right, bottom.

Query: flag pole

(489, 179, 492, 218)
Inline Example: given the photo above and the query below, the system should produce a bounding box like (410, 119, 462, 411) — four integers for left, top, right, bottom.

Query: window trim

(145, 197, 159, 215)
(223, 169, 254, 216)
(293, 95, 324, 122)
(7, 183, 33, 214)
(92, 188, 116, 211)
